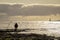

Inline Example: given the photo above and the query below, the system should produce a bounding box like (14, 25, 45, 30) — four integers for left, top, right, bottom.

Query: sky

(0, 0, 60, 27)
(0, 0, 60, 21)
(0, 0, 60, 4)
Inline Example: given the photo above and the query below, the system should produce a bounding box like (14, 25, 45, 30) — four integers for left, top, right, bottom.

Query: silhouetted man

(14, 23, 18, 31)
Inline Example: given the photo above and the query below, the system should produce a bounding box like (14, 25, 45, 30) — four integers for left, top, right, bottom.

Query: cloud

(0, 4, 60, 16)
(21, 5, 60, 16)
(6, 4, 23, 16)
(0, 4, 23, 16)
(0, 13, 7, 16)
(0, 4, 10, 13)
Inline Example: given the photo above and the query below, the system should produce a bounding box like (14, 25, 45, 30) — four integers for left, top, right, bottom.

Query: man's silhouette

(14, 23, 18, 31)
